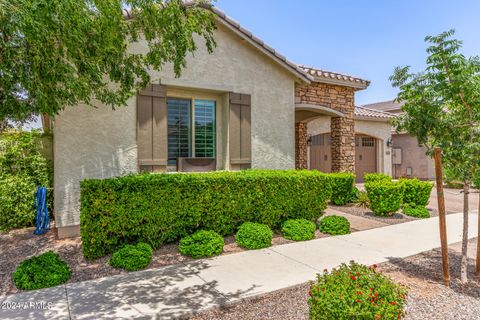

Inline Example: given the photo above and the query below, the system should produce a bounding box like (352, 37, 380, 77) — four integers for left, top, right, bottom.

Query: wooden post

(434, 147, 450, 286)
(476, 192, 480, 276)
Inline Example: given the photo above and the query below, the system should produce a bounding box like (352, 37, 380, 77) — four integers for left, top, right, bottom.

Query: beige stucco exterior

(53, 23, 298, 232)
(306, 116, 392, 176)
(391, 133, 435, 180)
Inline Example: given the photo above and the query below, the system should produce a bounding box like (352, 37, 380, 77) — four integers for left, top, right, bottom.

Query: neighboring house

(363, 100, 435, 180)
(51, 6, 394, 238)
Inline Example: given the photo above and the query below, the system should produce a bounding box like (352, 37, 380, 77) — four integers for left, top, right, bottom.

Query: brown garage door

(355, 134, 377, 181)
(310, 133, 331, 173)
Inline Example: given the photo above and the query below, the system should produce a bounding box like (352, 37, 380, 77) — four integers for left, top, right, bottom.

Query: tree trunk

(476, 191, 480, 276)
(460, 182, 470, 283)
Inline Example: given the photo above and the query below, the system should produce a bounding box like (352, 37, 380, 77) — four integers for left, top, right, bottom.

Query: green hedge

(0, 175, 37, 232)
(399, 178, 433, 207)
(365, 181, 405, 216)
(179, 230, 224, 258)
(80, 170, 332, 259)
(328, 173, 356, 205)
(364, 173, 392, 184)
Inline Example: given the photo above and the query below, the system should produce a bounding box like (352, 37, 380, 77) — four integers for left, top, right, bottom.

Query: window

(362, 137, 375, 147)
(167, 98, 216, 165)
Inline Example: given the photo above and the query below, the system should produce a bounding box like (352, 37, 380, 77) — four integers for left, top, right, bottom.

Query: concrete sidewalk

(1, 212, 478, 320)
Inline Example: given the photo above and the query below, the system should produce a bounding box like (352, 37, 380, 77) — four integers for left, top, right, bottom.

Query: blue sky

(215, 0, 480, 105)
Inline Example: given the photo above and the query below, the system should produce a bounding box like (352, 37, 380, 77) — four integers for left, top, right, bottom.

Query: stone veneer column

(295, 122, 308, 169)
(331, 116, 355, 172)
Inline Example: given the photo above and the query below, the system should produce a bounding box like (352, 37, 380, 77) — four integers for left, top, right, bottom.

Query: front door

(355, 134, 377, 181)
(310, 133, 331, 173)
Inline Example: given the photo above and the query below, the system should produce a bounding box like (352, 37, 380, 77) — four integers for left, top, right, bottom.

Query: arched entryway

(309, 133, 378, 181)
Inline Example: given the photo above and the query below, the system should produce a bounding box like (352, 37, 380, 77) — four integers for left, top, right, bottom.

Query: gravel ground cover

(0, 227, 330, 296)
(190, 238, 480, 320)
(330, 204, 423, 225)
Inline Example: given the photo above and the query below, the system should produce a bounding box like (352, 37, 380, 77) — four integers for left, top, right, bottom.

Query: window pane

(194, 100, 216, 158)
(167, 98, 191, 165)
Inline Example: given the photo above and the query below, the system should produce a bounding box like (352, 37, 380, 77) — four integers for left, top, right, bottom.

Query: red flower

(355, 299, 360, 303)
(357, 291, 362, 295)
(323, 268, 328, 273)
(397, 316, 401, 319)
(370, 288, 374, 291)
(375, 315, 382, 320)
(374, 293, 379, 297)
(390, 301, 396, 305)
(373, 264, 377, 268)
(350, 276, 357, 281)
(308, 290, 312, 296)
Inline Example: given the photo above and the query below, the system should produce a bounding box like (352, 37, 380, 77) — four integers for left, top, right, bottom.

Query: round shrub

(308, 262, 407, 320)
(179, 230, 224, 259)
(236, 222, 273, 249)
(282, 219, 316, 241)
(399, 178, 433, 207)
(319, 215, 350, 235)
(365, 181, 405, 216)
(13, 251, 70, 290)
(364, 173, 392, 184)
(109, 243, 153, 271)
(403, 204, 430, 218)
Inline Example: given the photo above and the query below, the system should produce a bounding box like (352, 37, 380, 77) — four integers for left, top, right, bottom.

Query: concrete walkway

(1, 212, 478, 320)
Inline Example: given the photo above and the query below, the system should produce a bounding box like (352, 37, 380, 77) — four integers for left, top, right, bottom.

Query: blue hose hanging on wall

(34, 186, 50, 235)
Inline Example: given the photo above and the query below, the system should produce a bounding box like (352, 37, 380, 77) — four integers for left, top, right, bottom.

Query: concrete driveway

(428, 187, 479, 214)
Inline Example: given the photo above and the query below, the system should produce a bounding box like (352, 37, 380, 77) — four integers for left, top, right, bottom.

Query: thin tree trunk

(476, 191, 480, 276)
(461, 182, 470, 283)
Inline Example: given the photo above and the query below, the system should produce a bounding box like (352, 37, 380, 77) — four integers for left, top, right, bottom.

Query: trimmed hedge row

(80, 170, 332, 259)
(328, 173, 356, 205)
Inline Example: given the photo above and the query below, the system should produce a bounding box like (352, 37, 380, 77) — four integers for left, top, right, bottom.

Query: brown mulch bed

(190, 238, 480, 320)
(0, 227, 330, 297)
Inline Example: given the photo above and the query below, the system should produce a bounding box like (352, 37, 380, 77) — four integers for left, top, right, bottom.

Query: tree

(390, 29, 480, 284)
(0, 0, 216, 124)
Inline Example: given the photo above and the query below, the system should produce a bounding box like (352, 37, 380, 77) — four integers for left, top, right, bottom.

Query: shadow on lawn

(386, 248, 480, 299)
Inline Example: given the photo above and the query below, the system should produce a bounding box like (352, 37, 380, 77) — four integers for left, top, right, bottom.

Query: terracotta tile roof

(300, 66, 370, 89)
(354, 106, 396, 120)
(362, 100, 404, 112)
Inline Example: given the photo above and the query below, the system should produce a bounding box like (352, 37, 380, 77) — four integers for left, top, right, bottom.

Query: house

(52, 6, 394, 238)
(363, 100, 435, 180)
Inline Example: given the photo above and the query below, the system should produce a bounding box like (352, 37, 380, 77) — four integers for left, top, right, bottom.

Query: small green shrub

(319, 215, 350, 235)
(364, 173, 392, 184)
(403, 204, 430, 218)
(282, 219, 316, 241)
(354, 190, 370, 209)
(365, 181, 405, 216)
(0, 174, 37, 232)
(179, 230, 224, 259)
(329, 173, 356, 205)
(236, 222, 273, 249)
(109, 243, 153, 271)
(13, 251, 70, 290)
(308, 262, 407, 320)
(399, 178, 433, 207)
(80, 170, 332, 259)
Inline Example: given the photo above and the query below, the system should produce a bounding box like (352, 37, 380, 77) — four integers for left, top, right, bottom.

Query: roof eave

(313, 77, 370, 90)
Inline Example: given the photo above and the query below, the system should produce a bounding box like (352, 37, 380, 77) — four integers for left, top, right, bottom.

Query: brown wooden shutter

(137, 84, 168, 172)
(229, 93, 251, 169)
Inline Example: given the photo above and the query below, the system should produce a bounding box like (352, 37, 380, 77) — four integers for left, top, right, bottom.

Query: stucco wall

(54, 22, 297, 229)
(306, 117, 392, 176)
(392, 133, 434, 180)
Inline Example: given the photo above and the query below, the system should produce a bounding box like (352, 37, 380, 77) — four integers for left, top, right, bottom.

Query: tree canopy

(390, 29, 480, 283)
(0, 0, 216, 123)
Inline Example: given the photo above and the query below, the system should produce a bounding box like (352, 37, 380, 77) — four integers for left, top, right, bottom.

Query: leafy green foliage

(80, 170, 332, 259)
(364, 173, 392, 184)
(319, 215, 350, 235)
(235, 222, 273, 250)
(329, 173, 356, 205)
(281, 219, 316, 241)
(0, 0, 216, 122)
(365, 181, 405, 216)
(109, 243, 153, 271)
(13, 251, 71, 290)
(0, 130, 52, 231)
(354, 190, 370, 209)
(308, 262, 407, 320)
(179, 230, 224, 259)
(402, 204, 430, 218)
(0, 175, 37, 232)
(399, 178, 433, 207)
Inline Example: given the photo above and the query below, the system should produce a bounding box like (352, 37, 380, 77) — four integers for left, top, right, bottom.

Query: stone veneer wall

(295, 82, 356, 172)
(295, 122, 308, 169)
